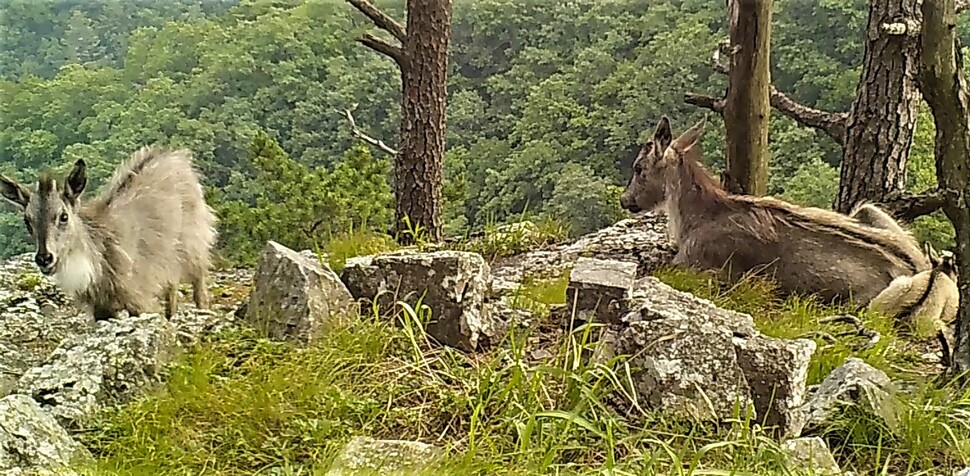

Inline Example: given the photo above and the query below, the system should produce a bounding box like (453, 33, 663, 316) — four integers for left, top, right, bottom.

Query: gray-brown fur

(620, 116, 931, 306)
(0, 146, 217, 320)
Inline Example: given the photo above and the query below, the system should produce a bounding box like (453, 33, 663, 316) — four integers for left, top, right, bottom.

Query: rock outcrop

(0, 394, 91, 473)
(0, 251, 247, 474)
(15, 313, 177, 430)
(490, 213, 674, 296)
(616, 277, 816, 435)
(244, 241, 356, 344)
(341, 250, 498, 351)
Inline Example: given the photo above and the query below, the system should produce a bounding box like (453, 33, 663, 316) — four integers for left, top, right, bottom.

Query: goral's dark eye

(634, 163, 644, 175)
(23, 217, 33, 235)
(59, 212, 69, 224)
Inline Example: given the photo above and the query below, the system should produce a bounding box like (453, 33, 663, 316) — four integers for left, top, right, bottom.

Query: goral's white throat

(53, 251, 96, 296)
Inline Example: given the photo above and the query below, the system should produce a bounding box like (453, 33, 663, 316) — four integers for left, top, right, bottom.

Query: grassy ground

(70, 229, 970, 476)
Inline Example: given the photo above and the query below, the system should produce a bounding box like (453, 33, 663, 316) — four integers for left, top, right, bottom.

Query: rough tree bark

(346, 0, 452, 244)
(837, 0, 923, 214)
(721, 0, 772, 196)
(687, 0, 928, 216)
(919, 0, 970, 379)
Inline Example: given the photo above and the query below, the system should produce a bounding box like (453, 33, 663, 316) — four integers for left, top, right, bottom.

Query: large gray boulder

(341, 250, 498, 351)
(615, 277, 815, 434)
(245, 241, 356, 344)
(15, 313, 176, 429)
(0, 394, 91, 473)
(326, 436, 442, 476)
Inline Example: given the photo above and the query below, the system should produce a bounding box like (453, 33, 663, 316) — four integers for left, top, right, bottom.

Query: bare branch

(336, 108, 398, 156)
(684, 93, 725, 114)
(357, 34, 405, 67)
(873, 188, 955, 223)
(769, 89, 849, 143)
(710, 41, 847, 144)
(346, 0, 406, 42)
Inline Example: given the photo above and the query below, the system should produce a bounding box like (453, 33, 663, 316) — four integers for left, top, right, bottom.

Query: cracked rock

(341, 250, 498, 351)
(613, 278, 814, 433)
(15, 313, 176, 429)
(245, 241, 356, 344)
(0, 394, 91, 473)
(566, 257, 637, 325)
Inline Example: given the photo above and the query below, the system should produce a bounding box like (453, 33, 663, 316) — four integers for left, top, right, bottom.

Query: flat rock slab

(341, 250, 497, 351)
(245, 241, 356, 344)
(0, 394, 91, 473)
(15, 313, 176, 430)
(326, 436, 442, 476)
(567, 257, 637, 324)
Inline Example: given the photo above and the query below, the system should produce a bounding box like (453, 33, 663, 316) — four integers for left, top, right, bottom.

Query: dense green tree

(0, 0, 964, 263)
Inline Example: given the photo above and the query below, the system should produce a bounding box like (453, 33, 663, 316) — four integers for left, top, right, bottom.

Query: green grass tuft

(322, 229, 399, 274)
(15, 272, 42, 291)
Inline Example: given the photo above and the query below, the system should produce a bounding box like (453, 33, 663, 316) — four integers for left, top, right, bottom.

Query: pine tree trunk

(396, 0, 451, 243)
(835, 0, 922, 213)
(346, 0, 451, 244)
(722, 0, 771, 196)
(919, 0, 970, 379)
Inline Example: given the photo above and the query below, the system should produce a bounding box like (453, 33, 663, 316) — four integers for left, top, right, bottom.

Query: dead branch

(336, 107, 398, 155)
(701, 40, 849, 144)
(358, 33, 405, 67)
(346, 0, 406, 42)
(683, 93, 725, 114)
(820, 314, 881, 347)
(872, 188, 954, 223)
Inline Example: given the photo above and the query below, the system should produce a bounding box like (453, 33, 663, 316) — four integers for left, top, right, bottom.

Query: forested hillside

(0, 0, 961, 263)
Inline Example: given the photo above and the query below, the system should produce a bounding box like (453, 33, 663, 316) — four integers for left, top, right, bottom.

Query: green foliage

(216, 132, 392, 265)
(0, 0, 962, 263)
(778, 157, 840, 209)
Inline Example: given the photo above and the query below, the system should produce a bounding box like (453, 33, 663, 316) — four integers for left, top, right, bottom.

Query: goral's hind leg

(162, 284, 179, 318)
(93, 305, 116, 321)
(192, 273, 210, 310)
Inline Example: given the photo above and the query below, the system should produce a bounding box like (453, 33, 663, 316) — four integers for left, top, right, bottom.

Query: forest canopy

(0, 0, 964, 264)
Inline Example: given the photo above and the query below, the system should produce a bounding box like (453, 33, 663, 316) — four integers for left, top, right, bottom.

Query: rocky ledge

(0, 212, 909, 475)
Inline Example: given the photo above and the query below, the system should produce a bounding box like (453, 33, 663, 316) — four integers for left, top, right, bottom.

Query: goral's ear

(671, 116, 707, 153)
(653, 116, 672, 151)
(0, 174, 30, 210)
(63, 159, 87, 204)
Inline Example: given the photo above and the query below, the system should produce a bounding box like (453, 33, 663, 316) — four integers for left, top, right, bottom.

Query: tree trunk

(722, 0, 771, 196)
(919, 0, 970, 379)
(396, 0, 451, 243)
(346, 0, 451, 244)
(835, 0, 922, 213)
